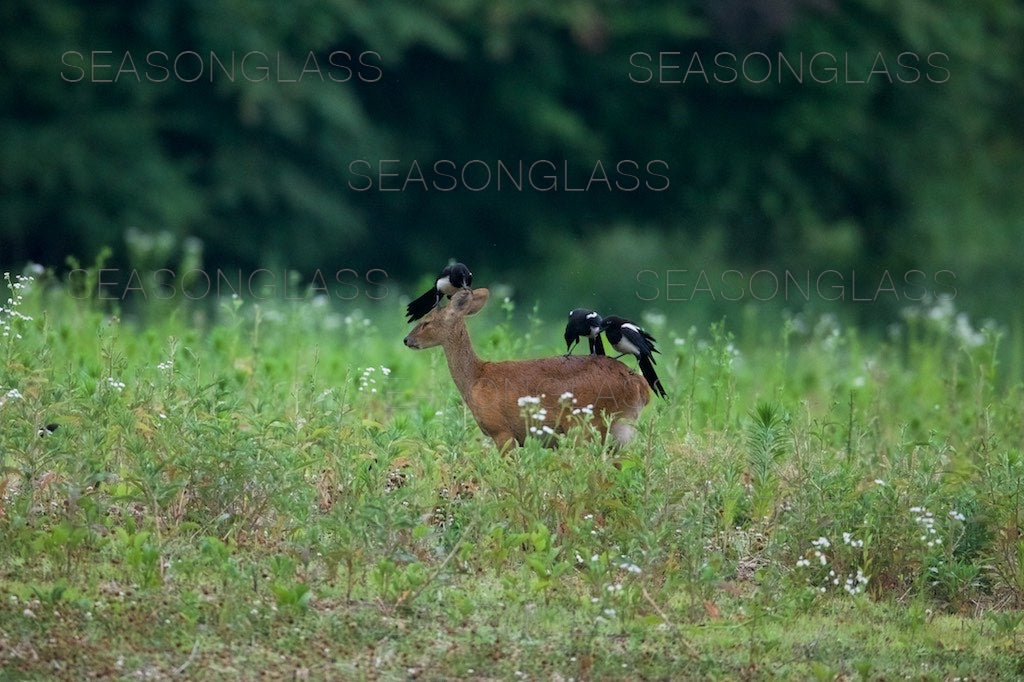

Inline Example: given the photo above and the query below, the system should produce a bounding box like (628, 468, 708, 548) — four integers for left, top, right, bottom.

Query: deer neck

(440, 318, 483, 399)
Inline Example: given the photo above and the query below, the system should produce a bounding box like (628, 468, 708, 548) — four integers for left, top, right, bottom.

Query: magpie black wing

(620, 324, 657, 362)
(637, 327, 660, 354)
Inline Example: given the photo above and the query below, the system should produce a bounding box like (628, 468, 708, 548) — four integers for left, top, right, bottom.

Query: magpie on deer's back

(564, 308, 606, 356)
(599, 315, 667, 398)
(405, 262, 473, 323)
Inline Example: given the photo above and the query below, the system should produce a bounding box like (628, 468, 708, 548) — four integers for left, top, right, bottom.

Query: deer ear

(451, 287, 489, 316)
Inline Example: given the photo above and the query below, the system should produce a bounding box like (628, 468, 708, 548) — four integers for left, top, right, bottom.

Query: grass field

(2, 267, 1024, 680)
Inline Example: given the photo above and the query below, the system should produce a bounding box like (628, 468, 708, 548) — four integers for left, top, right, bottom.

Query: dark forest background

(1, 1, 1022, 324)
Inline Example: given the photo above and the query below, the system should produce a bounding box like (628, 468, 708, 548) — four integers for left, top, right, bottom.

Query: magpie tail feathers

(406, 288, 440, 322)
(638, 355, 668, 399)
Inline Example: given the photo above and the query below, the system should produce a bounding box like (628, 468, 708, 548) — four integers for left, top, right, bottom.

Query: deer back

(469, 354, 650, 445)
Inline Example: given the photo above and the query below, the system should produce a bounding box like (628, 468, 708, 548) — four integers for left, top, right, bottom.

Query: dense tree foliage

(1, 1, 1021, 319)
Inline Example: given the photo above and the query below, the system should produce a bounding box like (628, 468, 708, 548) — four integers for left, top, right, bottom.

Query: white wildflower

(642, 312, 666, 327)
(842, 532, 864, 548)
(953, 313, 985, 348)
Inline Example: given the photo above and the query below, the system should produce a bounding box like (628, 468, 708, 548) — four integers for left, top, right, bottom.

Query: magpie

(599, 315, 667, 398)
(405, 262, 473, 322)
(564, 308, 606, 356)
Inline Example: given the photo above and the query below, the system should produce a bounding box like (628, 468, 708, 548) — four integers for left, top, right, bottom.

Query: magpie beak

(406, 261, 473, 322)
(599, 315, 667, 398)
(564, 309, 606, 356)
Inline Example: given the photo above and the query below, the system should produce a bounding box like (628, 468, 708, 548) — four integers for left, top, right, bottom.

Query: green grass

(2, 268, 1024, 680)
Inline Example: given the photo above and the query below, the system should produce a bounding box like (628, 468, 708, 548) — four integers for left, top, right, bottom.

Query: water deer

(403, 288, 651, 450)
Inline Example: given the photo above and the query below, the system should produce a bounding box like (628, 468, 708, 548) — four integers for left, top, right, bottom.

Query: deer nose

(403, 335, 416, 348)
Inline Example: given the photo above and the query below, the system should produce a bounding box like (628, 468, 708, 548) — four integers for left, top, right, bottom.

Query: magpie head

(444, 262, 473, 289)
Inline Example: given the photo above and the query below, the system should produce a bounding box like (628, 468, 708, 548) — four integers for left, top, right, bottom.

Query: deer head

(403, 287, 489, 350)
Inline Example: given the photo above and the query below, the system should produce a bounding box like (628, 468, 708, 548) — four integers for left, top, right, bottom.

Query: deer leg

(609, 419, 637, 448)
(491, 431, 519, 452)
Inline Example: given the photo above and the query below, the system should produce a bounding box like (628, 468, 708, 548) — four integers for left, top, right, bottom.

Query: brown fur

(404, 288, 650, 450)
